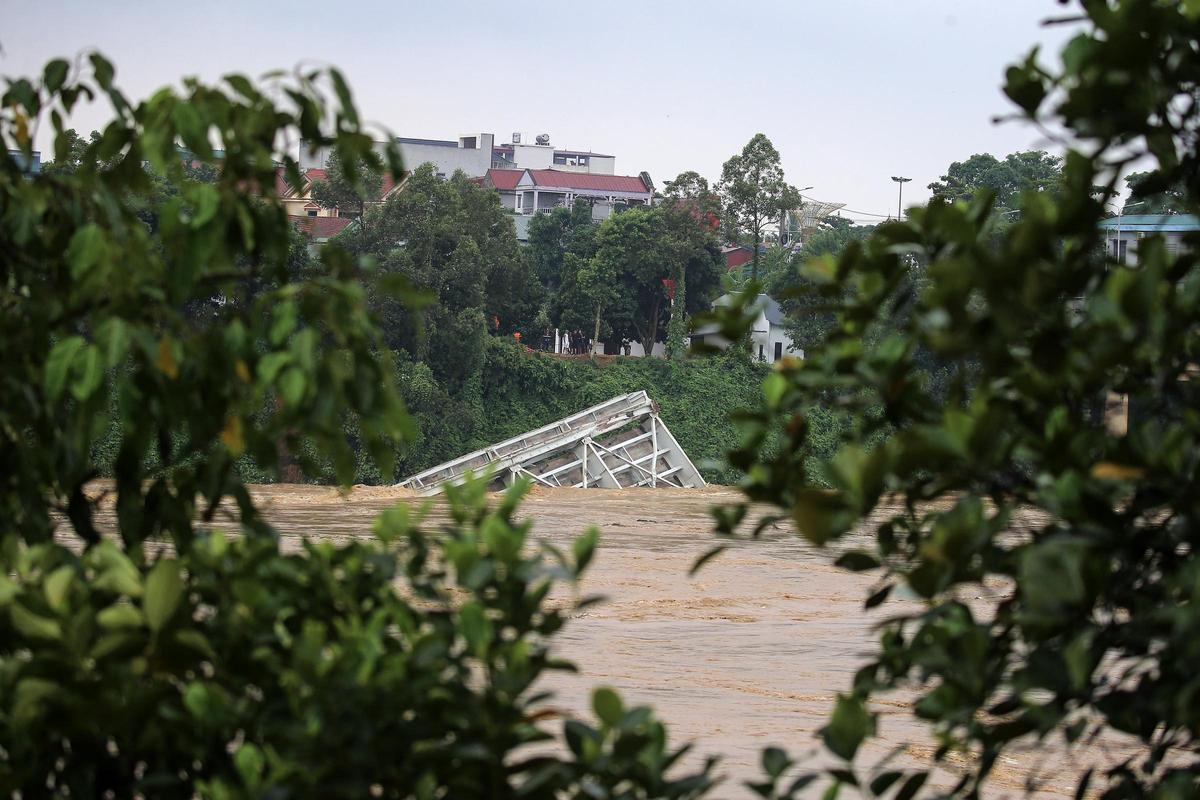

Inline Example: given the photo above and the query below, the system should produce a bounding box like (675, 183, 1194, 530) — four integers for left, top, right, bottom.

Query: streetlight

(1113, 199, 1147, 264)
(785, 186, 815, 246)
(891, 176, 912, 221)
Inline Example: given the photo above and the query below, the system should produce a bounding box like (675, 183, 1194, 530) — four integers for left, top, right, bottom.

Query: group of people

(560, 329, 592, 356)
(540, 328, 593, 356)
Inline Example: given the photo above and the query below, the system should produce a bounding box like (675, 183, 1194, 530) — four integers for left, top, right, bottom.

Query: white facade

(692, 294, 800, 364)
(300, 134, 495, 177)
(303, 131, 621, 180)
(1099, 214, 1199, 265)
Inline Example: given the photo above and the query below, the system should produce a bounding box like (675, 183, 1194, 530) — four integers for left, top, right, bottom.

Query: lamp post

(787, 186, 814, 245)
(891, 176, 912, 221)
(1114, 199, 1147, 264)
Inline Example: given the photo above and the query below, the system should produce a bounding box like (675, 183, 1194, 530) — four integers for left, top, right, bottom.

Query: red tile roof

(290, 215, 353, 239)
(484, 169, 524, 191)
(527, 169, 649, 194)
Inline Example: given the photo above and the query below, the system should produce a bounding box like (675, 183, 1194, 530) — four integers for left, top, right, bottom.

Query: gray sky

(3, 0, 1080, 221)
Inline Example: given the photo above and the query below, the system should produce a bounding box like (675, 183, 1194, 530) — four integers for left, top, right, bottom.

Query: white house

(691, 293, 799, 364)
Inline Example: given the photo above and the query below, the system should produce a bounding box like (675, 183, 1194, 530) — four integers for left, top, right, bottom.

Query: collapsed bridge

(398, 391, 705, 495)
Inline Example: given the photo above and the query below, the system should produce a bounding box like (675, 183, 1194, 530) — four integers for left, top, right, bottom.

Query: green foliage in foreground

(713, 1, 1200, 796)
(1, 55, 711, 797)
(1, 481, 712, 798)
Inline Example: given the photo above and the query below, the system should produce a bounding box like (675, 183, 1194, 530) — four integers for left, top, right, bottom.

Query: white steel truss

(397, 391, 705, 495)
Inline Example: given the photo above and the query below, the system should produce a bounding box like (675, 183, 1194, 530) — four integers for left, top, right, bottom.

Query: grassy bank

(392, 339, 772, 485)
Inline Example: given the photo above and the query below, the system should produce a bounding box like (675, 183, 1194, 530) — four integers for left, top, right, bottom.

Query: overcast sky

(3, 1, 1081, 222)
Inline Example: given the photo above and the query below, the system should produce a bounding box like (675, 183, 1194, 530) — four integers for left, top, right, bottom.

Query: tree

(339, 163, 538, 383)
(927, 150, 1063, 210)
(662, 170, 721, 229)
(526, 198, 596, 292)
(310, 149, 385, 223)
(711, 2, 1200, 797)
(1124, 169, 1187, 214)
(574, 206, 721, 358)
(575, 251, 618, 361)
(717, 134, 801, 281)
(766, 223, 876, 354)
(39, 127, 100, 175)
(1, 54, 714, 798)
(592, 207, 663, 355)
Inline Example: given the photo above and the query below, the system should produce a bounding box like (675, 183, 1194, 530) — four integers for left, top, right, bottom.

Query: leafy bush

(0, 55, 711, 798)
(715, 1, 1200, 796)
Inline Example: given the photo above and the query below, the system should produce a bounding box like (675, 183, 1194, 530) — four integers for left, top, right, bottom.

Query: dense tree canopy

(718, 134, 801, 281)
(926, 150, 1063, 210)
(337, 163, 538, 386)
(662, 170, 722, 227)
(309, 149, 385, 222)
(1123, 169, 1188, 214)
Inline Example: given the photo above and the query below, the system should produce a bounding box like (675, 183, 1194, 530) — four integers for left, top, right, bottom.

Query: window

(774, 341, 782, 361)
(758, 344, 765, 361)
(1112, 238, 1128, 264)
(307, 209, 318, 218)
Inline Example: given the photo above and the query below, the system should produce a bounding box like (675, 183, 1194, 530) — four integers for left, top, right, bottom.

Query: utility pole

(891, 176, 911, 221)
(1114, 199, 1147, 264)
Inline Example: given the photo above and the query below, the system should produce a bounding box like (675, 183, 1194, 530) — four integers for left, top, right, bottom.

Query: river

(151, 483, 1131, 797)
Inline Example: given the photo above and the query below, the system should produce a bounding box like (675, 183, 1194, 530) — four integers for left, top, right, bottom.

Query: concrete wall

(588, 155, 615, 175)
(396, 141, 490, 178)
(594, 340, 666, 357)
(1106, 230, 1190, 264)
(300, 136, 493, 177)
(512, 143, 554, 170)
(496, 190, 519, 212)
(697, 323, 801, 364)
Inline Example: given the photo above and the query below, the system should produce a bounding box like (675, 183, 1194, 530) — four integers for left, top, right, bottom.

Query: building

(483, 168, 653, 222)
(1099, 214, 1200, 264)
(301, 131, 619, 179)
(491, 134, 615, 175)
(6, 149, 41, 175)
(275, 165, 402, 241)
(691, 293, 799, 364)
(290, 214, 354, 244)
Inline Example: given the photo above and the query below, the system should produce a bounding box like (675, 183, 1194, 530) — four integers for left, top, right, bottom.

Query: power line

(836, 207, 896, 218)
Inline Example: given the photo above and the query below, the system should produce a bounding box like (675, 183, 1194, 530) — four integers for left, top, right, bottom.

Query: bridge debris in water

(398, 391, 706, 495)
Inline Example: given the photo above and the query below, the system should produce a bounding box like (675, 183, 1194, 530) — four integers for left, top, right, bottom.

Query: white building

(300, 131, 617, 179)
(300, 134, 495, 177)
(692, 294, 799, 364)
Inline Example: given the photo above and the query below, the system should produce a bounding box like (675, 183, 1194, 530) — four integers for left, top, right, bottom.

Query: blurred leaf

(143, 559, 183, 633)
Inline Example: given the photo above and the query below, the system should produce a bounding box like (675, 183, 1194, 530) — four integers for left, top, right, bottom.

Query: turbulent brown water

(104, 484, 1133, 797)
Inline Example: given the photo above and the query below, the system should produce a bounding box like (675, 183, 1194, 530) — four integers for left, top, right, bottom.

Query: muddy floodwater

(167, 484, 1129, 797)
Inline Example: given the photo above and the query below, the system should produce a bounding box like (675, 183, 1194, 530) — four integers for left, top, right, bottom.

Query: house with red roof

(276, 165, 404, 241)
(483, 167, 654, 222)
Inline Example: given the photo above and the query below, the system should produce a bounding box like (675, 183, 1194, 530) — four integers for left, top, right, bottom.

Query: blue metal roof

(1098, 214, 1200, 232)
